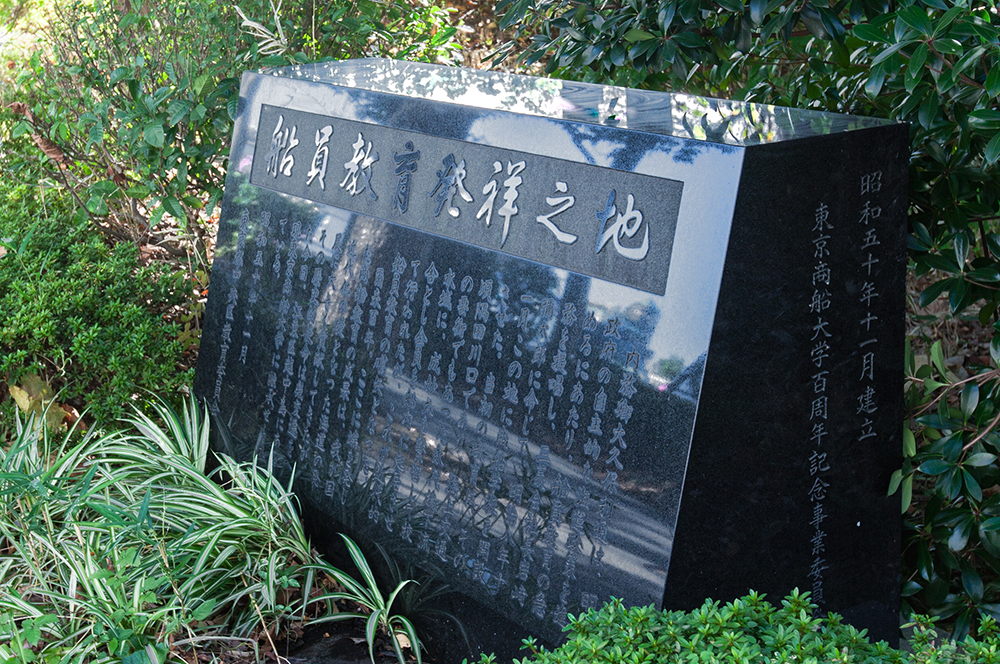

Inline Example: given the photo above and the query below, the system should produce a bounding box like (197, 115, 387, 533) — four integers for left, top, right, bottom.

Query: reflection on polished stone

(195, 59, 906, 662)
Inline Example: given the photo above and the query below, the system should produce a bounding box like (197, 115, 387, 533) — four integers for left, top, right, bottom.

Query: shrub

(497, 0, 1000, 637)
(468, 591, 1000, 664)
(0, 177, 191, 427)
(0, 0, 464, 258)
(237, 0, 464, 65)
(1, 0, 246, 248)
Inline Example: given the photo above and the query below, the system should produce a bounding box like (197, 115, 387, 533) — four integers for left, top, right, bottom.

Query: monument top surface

(265, 58, 895, 146)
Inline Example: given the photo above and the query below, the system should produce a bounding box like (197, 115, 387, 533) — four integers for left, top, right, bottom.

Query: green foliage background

(1, 0, 462, 247)
(5, 0, 1000, 647)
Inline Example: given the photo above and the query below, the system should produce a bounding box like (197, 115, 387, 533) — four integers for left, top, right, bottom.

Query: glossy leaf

(954, 233, 969, 270)
(624, 28, 655, 42)
(963, 469, 983, 502)
(870, 40, 916, 67)
(919, 459, 952, 475)
(962, 564, 984, 602)
(903, 427, 916, 457)
(949, 519, 971, 551)
(902, 474, 913, 513)
(918, 277, 952, 307)
(987, 66, 1000, 99)
(949, 276, 970, 314)
(930, 340, 947, 376)
(969, 267, 1000, 282)
(961, 383, 980, 419)
(852, 23, 889, 43)
(888, 468, 902, 495)
(985, 133, 1000, 167)
(897, 6, 933, 36)
(933, 37, 963, 55)
(965, 452, 996, 467)
(865, 65, 886, 98)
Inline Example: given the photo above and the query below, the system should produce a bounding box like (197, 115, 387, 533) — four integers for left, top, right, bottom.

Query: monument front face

(195, 59, 906, 658)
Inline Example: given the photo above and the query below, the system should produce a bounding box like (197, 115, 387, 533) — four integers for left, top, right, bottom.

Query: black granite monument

(194, 59, 906, 660)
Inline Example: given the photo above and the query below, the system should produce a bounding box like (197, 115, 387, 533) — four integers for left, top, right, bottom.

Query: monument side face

(663, 127, 907, 643)
(194, 60, 902, 660)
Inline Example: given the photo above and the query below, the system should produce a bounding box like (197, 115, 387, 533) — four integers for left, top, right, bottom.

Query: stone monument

(194, 59, 906, 661)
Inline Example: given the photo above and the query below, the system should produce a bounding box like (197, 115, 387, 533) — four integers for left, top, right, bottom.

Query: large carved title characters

(249, 105, 682, 295)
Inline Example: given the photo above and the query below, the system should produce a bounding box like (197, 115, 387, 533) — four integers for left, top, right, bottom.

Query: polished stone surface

(195, 59, 906, 662)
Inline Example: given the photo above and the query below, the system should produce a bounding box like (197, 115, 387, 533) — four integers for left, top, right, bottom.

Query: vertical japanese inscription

(807, 201, 834, 607)
(857, 170, 883, 450)
(230, 221, 664, 635)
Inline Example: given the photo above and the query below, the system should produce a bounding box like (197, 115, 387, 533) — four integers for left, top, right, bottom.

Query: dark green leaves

(624, 28, 655, 42)
(986, 67, 1000, 99)
(897, 6, 934, 37)
(965, 452, 996, 467)
(142, 122, 164, 148)
(919, 459, 952, 475)
(961, 383, 980, 420)
(985, 133, 1000, 166)
(853, 23, 889, 43)
(161, 197, 186, 222)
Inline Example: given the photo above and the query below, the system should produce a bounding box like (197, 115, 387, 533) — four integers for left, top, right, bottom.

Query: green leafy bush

(498, 0, 1000, 638)
(2, 0, 245, 247)
(469, 591, 1000, 664)
(0, 0, 464, 256)
(0, 179, 190, 426)
(237, 0, 464, 66)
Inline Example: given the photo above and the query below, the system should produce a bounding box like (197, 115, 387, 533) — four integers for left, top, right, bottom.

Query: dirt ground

(908, 271, 993, 380)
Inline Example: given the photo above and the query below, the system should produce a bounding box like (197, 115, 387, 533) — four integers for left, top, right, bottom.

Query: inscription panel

(207, 208, 689, 643)
(250, 105, 683, 296)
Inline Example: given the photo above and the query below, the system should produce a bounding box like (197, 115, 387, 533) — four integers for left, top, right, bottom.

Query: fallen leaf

(64, 405, 86, 430)
(107, 166, 128, 186)
(8, 384, 31, 412)
(19, 373, 53, 401)
(44, 406, 68, 431)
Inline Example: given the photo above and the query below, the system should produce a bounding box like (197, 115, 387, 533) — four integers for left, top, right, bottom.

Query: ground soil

(908, 270, 993, 378)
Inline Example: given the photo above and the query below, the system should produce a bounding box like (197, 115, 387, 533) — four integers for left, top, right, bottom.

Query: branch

(963, 406, 1000, 451)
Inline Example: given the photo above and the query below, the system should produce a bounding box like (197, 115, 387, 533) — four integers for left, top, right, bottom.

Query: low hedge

(471, 590, 1000, 664)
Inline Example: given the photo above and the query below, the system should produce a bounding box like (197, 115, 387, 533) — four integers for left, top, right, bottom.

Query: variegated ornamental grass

(0, 397, 419, 664)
